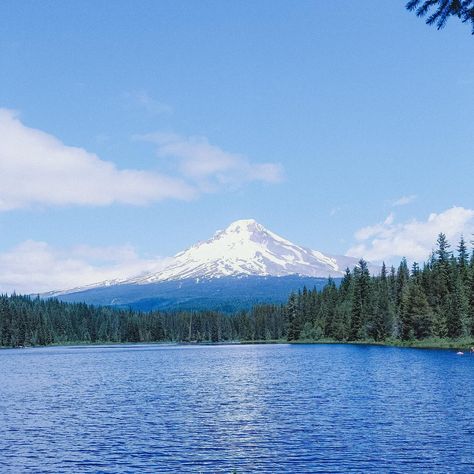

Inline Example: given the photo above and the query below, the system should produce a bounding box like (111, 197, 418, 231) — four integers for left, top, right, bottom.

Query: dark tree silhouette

(406, 0, 474, 33)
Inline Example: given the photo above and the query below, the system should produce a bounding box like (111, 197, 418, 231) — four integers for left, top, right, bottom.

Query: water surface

(1, 343, 473, 472)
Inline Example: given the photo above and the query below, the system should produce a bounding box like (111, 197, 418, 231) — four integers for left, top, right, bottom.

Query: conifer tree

(372, 263, 395, 341)
(458, 235, 469, 267)
(349, 260, 371, 340)
(396, 258, 410, 305)
(286, 292, 301, 341)
(408, 283, 433, 340)
(406, 0, 474, 33)
(468, 269, 474, 336)
(436, 233, 451, 264)
(430, 233, 453, 334)
(399, 286, 412, 340)
(447, 274, 468, 339)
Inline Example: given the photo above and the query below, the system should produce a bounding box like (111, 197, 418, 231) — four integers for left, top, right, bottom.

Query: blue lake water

(0, 343, 473, 473)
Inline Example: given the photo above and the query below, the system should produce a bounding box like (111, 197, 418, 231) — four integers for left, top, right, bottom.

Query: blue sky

(0, 1, 473, 292)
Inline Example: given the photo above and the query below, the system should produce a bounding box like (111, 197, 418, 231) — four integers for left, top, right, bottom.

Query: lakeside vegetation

(241, 338, 474, 350)
(1, 234, 474, 351)
(286, 233, 474, 345)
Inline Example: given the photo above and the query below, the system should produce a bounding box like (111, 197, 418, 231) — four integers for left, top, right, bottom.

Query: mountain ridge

(127, 218, 371, 284)
(44, 219, 379, 308)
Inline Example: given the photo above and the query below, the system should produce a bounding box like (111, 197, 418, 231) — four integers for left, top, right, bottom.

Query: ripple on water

(0, 344, 473, 473)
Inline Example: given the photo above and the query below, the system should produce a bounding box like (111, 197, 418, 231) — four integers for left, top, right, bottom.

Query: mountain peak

(47, 219, 380, 296)
(132, 218, 349, 283)
(222, 218, 262, 234)
(227, 218, 258, 227)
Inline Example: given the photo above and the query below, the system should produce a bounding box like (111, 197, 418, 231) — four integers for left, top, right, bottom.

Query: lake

(0, 343, 473, 473)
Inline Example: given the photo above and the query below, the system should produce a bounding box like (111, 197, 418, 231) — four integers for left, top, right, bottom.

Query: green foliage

(401, 283, 433, 340)
(300, 322, 323, 341)
(284, 233, 474, 344)
(0, 294, 286, 348)
(286, 292, 301, 341)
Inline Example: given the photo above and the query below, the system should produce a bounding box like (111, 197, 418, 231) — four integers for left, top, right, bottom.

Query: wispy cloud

(123, 90, 173, 114)
(138, 132, 284, 191)
(347, 206, 474, 263)
(0, 240, 169, 294)
(392, 194, 417, 206)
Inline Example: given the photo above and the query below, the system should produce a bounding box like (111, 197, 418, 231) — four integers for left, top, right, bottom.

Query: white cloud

(139, 132, 284, 191)
(0, 109, 282, 211)
(347, 206, 474, 263)
(353, 212, 395, 241)
(0, 240, 169, 294)
(0, 109, 195, 211)
(392, 194, 417, 206)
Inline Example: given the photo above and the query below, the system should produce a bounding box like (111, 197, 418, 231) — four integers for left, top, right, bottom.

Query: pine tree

(339, 268, 352, 297)
(468, 269, 474, 336)
(320, 279, 338, 338)
(372, 263, 395, 341)
(406, 0, 474, 34)
(458, 235, 469, 267)
(436, 233, 452, 264)
(399, 283, 433, 340)
(409, 283, 433, 340)
(447, 274, 468, 339)
(399, 286, 412, 340)
(429, 233, 453, 333)
(349, 260, 371, 340)
(286, 293, 301, 341)
(396, 258, 410, 305)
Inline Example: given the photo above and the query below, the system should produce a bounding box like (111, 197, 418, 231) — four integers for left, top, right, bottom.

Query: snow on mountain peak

(133, 219, 347, 283)
(225, 218, 259, 230)
(44, 219, 380, 297)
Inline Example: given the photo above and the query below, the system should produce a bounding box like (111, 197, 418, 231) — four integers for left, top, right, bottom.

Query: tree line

(0, 295, 286, 347)
(287, 233, 474, 342)
(1, 233, 473, 348)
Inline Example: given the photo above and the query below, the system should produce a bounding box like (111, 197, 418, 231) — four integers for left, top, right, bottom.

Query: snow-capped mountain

(129, 219, 365, 283)
(44, 219, 378, 310)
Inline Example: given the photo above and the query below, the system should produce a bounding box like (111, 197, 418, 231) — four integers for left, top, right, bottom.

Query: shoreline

(244, 338, 474, 351)
(2, 338, 474, 352)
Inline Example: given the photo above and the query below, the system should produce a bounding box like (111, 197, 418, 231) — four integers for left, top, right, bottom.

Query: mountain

(130, 218, 361, 282)
(45, 219, 378, 311)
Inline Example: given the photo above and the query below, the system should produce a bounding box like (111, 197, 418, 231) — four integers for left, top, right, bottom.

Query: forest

(1, 233, 473, 348)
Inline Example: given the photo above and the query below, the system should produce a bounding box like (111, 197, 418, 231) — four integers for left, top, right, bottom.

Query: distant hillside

(49, 275, 337, 312)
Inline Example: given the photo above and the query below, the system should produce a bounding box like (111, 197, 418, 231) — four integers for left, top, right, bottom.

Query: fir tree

(372, 263, 395, 341)
(286, 293, 301, 341)
(408, 283, 433, 340)
(396, 258, 410, 305)
(447, 274, 468, 339)
(468, 270, 474, 336)
(406, 0, 474, 33)
(458, 235, 469, 268)
(436, 233, 451, 264)
(349, 260, 371, 340)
